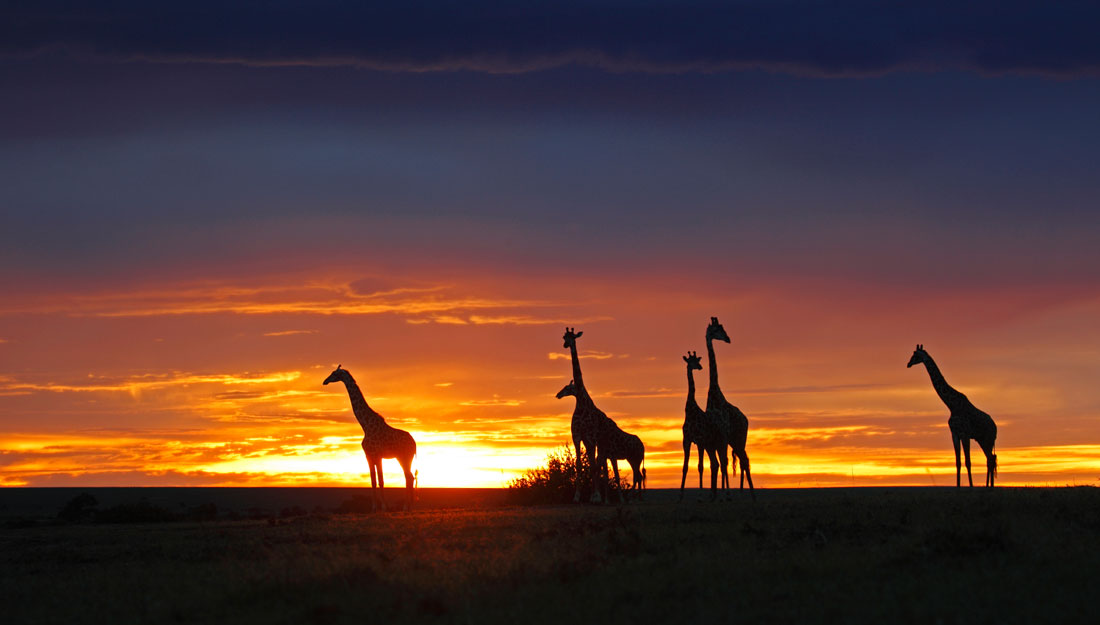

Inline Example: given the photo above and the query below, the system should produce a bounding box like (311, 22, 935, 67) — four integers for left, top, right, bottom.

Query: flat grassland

(2, 487, 1098, 624)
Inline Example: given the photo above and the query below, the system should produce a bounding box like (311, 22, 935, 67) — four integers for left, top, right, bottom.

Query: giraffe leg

(990, 445, 997, 489)
(610, 458, 623, 504)
(704, 446, 721, 499)
(730, 448, 739, 492)
(990, 451, 997, 488)
(399, 455, 415, 511)
(697, 446, 705, 492)
(720, 449, 729, 491)
(952, 433, 962, 488)
(588, 444, 603, 504)
(679, 438, 691, 502)
(984, 445, 992, 488)
(737, 450, 756, 501)
(573, 437, 584, 503)
(962, 438, 973, 488)
(595, 452, 610, 504)
(630, 459, 643, 500)
(375, 461, 387, 511)
(366, 451, 379, 512)
(978, 439, 996, 488)
(718, 447, 730, 500)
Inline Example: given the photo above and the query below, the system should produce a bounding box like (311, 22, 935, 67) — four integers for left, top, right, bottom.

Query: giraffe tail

(991, 444, 998, 478)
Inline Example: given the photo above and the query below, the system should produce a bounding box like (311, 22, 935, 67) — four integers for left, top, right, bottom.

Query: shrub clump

(57, 494, 220, 524)
(95, 499, 178, 524)
(57, 492, 99, 523)
(509, 444, 629, 505)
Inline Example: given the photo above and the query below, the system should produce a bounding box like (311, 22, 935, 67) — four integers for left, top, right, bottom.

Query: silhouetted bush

(58, 493, 98, 523)
(96, 499, 177, 523)
(58, 494, 223, 524)
(508, 444, 626, 505)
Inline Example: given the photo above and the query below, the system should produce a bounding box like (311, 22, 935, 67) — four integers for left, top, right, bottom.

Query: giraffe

(558, 327, 607, 503)
(623, 434, 646, 493)
(595, 421, 646, 503)
(907, 344, 998, 488)
(559, 380, 645, 502)
(679, 350, 729, 501)
(323, 365, 417, 510)
(706, 317, 755, 499)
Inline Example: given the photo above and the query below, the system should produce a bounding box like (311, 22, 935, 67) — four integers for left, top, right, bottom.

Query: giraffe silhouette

(679, 350, 729, 501)
(595, 421, 645, 503)
(558, 327, 609, 503)
(323, 365, 417, 510)
(559, 380, 646, 502)
(908, 344, 998, 488)
(706, 317, 755, 499)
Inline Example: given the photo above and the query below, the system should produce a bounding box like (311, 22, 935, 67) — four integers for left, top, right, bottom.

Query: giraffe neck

(340, 376, 381, 433)
(921, 355, 963, 408)
(706, 336, 723, 401)
(568, 341, 592, 403)
(686, 367, 697, 404)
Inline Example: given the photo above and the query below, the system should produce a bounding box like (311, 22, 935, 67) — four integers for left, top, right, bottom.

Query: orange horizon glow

(2, 270, 1099, 489)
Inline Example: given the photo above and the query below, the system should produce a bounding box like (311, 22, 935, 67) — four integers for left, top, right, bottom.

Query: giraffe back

(362, 417, 417, 459)
(597, 418, 642, 463)
(950, 404, 997, 444)
(685, 401, 721, 448)
(572, 401, 606, 442)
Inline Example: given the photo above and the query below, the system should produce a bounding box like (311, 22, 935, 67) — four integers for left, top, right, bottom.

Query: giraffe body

(324, 366, 417, 510)
(908, 345, 998, 487)
(594, 416, 646, 501)
(705, 317, 755, 499)
(679, 351, 729, 501)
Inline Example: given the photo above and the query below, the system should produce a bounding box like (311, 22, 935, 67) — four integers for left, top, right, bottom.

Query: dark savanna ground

(2, 487, 1097, 624)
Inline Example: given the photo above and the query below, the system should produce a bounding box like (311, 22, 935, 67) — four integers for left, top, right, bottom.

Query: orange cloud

(547, 350, 625, 361)
(1, 371, 303, 396)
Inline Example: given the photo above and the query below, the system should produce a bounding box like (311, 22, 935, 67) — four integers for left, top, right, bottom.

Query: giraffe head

(322, 364, 351, 385)
(907, 344, 928, 368)
(562, 326, 583, 349)
(706, 317, 730, 343)
(683, 350, 703, 371)
(555, 379, 578, 399)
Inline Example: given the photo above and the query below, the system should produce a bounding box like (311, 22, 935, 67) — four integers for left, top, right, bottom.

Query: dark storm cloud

(4, 1, 1100, 77)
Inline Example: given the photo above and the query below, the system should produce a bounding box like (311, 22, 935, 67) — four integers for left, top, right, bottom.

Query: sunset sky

(2, 1, 1099, 489)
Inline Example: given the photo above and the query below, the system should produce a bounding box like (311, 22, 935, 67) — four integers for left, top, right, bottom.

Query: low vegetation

(507, 444, 631, 504)
(2, 487, 1098, 624)
(55, 493, 217, 524)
